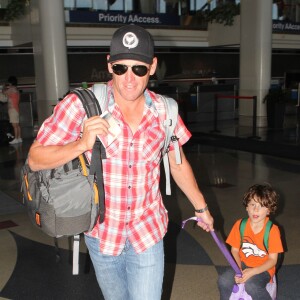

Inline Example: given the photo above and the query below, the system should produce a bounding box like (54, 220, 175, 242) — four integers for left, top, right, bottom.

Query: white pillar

(31, 0, 69, 124)
(239, 0, 273, 127)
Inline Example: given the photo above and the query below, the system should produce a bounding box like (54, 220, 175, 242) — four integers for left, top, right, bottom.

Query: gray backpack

(21, 88, 106, 274)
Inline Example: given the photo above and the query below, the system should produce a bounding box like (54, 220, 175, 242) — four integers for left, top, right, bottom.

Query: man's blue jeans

(85, 235, 164, 300)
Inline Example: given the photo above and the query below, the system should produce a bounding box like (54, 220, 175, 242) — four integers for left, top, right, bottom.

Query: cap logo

(122, 32, 139, 49)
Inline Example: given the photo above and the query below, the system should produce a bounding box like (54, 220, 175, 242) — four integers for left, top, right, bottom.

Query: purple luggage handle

(181, 216, 242, 277)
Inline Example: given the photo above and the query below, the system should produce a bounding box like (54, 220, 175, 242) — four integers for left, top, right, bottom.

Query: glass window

(76, 0, 92, 9)
(91, 0, 134, 12)
(0, 0, 8, 8)
(0, 0, 9, 8)
(157, 0, 180, 14)
(109, 0, 124, 11)
(139, 0, 155, 14)
(92, 0, 108, 10)
(190, 0, 209, 11)
(125, 0, 133, 12)
(64, 0, 75, 9)
(272, 3, 278, 20)
(189, 0, 240, 13)
(158, 0, 166, 13)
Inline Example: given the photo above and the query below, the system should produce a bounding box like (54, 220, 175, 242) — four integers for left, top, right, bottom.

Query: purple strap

(181, 216, 242, 276)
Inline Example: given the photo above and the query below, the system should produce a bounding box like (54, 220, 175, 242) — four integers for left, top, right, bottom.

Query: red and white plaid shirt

(37, 81, 191, 255)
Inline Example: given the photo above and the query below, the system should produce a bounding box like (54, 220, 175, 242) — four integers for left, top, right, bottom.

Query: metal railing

(212, 94, 260, 140)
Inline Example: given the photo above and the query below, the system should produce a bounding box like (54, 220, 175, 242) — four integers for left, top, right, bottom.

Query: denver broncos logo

(241, 236, 267, 258)
(123, 32, 139, 49)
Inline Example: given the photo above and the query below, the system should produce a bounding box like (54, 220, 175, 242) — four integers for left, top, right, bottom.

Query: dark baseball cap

(108, 24, 154, 65)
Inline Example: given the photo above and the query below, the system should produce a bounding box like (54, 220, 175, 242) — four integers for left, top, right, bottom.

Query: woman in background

(3, 76, 22, 144)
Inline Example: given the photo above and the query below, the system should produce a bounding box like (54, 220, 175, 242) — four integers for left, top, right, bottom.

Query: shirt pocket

(142, 124, 165, 162)
(104, 138, 119, 158)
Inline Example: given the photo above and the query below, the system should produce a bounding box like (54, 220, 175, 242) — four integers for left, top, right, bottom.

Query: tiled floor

(0, 118, 300, 299)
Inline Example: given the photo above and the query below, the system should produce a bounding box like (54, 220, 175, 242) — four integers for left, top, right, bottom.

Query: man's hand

(196, 211, 214, 232)
(79, 116, 109, 151)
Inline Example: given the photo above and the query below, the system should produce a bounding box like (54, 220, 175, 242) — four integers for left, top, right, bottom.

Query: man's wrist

(194, 204, 208, 213)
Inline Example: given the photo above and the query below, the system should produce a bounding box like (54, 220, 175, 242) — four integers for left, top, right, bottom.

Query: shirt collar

(144, 89, 159, 118)
(107, 81, 159, 117)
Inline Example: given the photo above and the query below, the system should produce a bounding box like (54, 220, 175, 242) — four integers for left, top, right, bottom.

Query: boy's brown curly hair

(242, 183, 278, 214)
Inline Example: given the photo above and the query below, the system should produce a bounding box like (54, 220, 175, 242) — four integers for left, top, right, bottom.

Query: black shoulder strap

(73, 88, 101, 118)
(71, 87, 106, 223)
(72, 88, 106, 160)
(90, 141, 105, 223)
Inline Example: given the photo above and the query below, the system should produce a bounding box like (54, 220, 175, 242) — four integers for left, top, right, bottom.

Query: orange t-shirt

(226, 217, 283, 278)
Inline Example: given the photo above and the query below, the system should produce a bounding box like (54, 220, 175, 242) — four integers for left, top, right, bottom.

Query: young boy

(218, 184, 284, 299)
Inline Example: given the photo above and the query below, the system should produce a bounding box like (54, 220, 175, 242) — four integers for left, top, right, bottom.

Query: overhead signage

(273, 20, 300, 34)
(68, 11, 180, 26)
(68, 11, 300, 33)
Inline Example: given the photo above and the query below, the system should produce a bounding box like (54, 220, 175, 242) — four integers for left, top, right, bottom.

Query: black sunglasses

(111, 64, 149, 77)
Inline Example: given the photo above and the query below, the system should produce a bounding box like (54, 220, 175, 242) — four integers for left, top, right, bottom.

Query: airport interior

(0, 0, 300, 299)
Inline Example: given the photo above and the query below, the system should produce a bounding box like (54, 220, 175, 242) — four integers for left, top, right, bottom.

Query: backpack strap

(73, 88, 101, 117)
(160, 95, 181, 195)
(72, 88, 106, 223)
(264, 220, 273, 253)
(91, 83, 109, 112)
(239, 217, 248, 248)
(72, 234, 80, 275)
(160, 95, 181, 162)
(70, 88, 106, 275)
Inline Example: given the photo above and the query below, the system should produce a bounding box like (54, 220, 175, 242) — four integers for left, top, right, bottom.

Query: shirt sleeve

(226, 219, 242, 249)
(36, 93, 86, 146)
(168, 114, 192, 151)
(269, 225, 284, 254)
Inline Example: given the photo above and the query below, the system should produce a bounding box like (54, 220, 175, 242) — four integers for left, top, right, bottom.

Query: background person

(28, 24, 214, 300)
(2, 76, 22, 144)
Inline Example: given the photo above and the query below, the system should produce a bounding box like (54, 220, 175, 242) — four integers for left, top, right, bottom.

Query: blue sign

(69, 11, 180, 26)
(273, 20, 300, 34)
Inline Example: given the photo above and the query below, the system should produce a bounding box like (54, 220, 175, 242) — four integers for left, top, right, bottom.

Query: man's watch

(195, 204, 208, 213)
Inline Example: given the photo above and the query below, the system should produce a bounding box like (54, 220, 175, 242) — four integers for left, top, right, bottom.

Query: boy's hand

(234, 268, 257, 283)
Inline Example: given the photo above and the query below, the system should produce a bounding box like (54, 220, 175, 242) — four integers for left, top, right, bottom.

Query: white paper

(99, 111, 121, 146)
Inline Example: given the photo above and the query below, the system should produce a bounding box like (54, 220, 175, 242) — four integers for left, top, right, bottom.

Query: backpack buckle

(171, 135, 178, 142)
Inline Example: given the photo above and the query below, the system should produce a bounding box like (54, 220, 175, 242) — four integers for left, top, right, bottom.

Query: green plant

(3, 0, 30, 22)
(199, 2, 240, 26)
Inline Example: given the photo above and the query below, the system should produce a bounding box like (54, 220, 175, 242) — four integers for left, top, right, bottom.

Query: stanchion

(248, 96, 261, 140)
(296, 84, 300, 143)
(210, 94, 221, 133)
(211, 94, 261, 140)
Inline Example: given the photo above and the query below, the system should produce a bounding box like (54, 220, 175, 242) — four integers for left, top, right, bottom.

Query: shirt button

(128, 186, 131, 189)
(129, 165, 132, 168)
(127, 206, 130, 210)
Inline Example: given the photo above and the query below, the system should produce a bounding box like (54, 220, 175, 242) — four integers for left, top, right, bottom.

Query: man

(28, 24, 214, 300)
